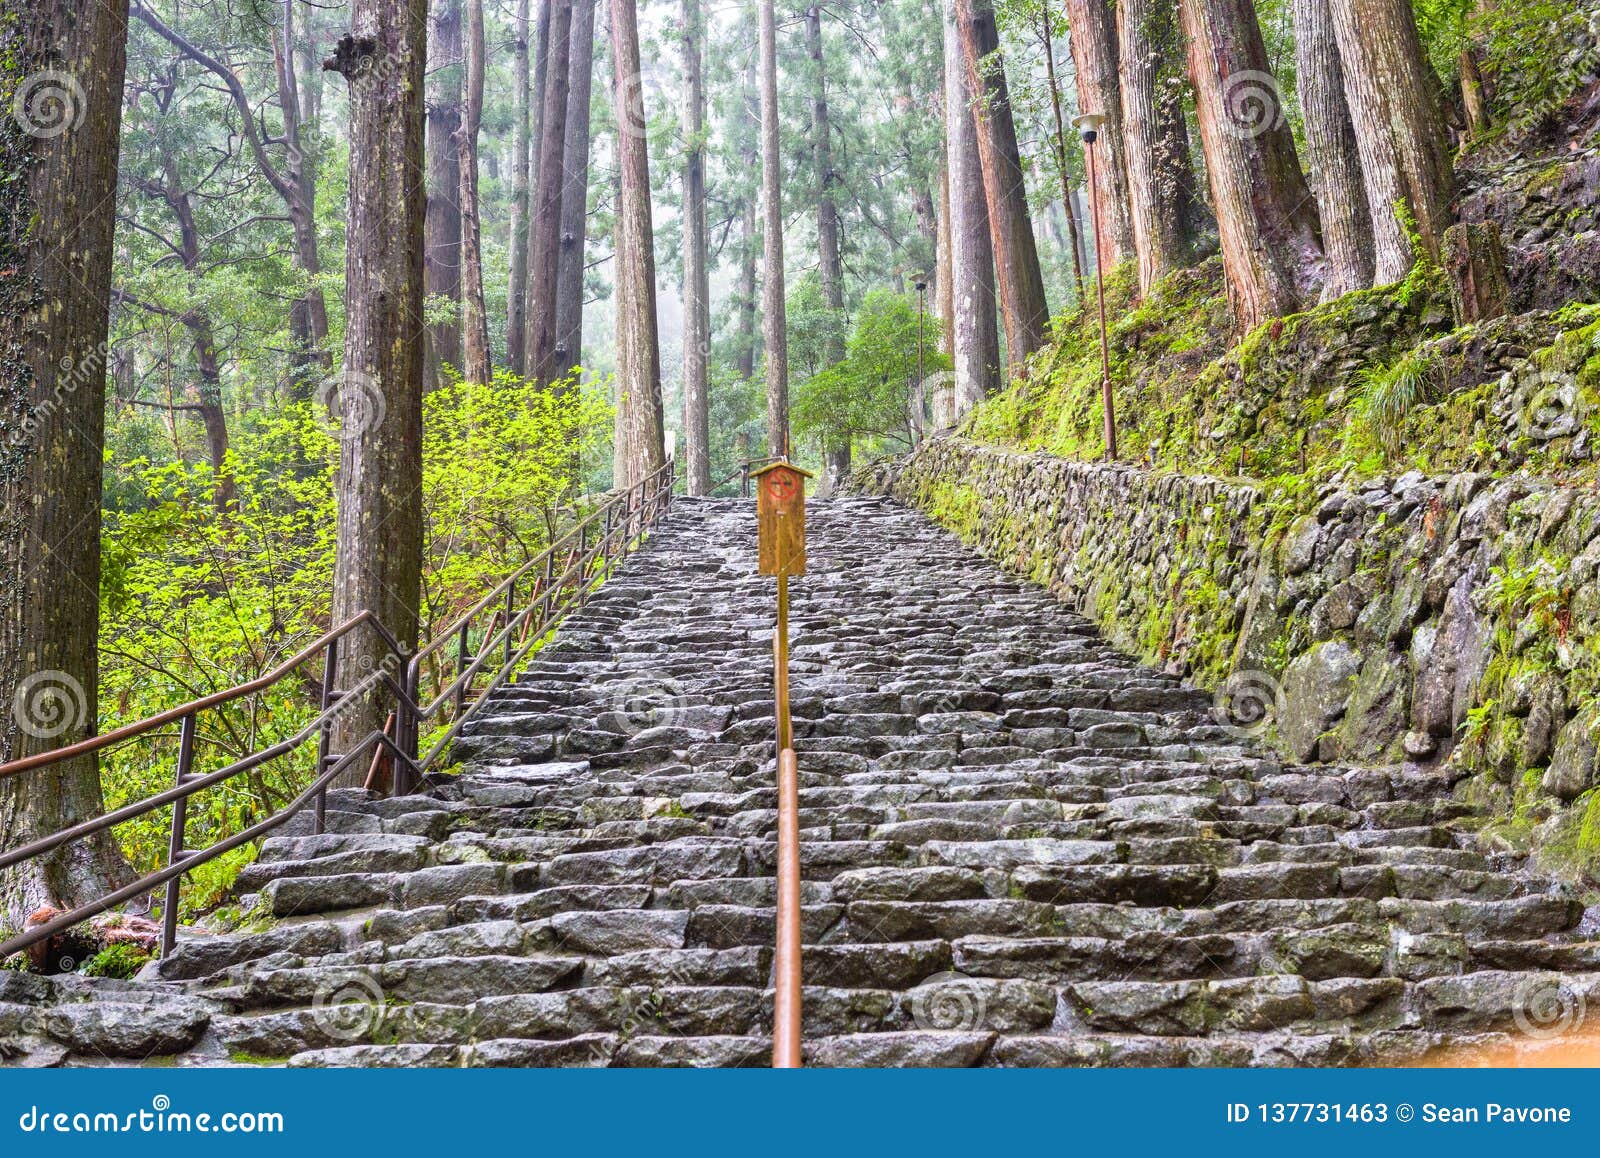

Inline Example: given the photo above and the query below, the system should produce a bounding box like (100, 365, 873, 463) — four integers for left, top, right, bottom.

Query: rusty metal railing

(769, 497, 802, 1068)
(0, 457, 676, 964)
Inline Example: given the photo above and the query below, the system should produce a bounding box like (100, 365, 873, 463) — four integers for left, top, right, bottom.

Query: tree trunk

(759, 0, 789, 458)
(555, 0, 597, 380)
(1064, 0, 1136, 262)
(682, 0, 712, 495)
(805, 5, 850, 486)
(148, 157, 235, 508)
(0, 0, 133, 925)
(1443, 220, 1511, 324)
(324, 0, 427, 782)
(275, 0, 331, 388)
(943, 0, 1000, 413)
(612, 0, 666, 482)
(424, 0, 463, 386)
(1118, 0, 1204, 293)
(506, 0, 532, 374)
(955, 0, 1049, 379)
(1040, 17, 1087, 304)
(1294, 0, 1375, 298)
(457, 0, 491, 384)
(1178, 0, 1325, 330)
(526, 0, 574, 387)
(1328, 0, 1456, 283)
(935, 161, 955, 354)
(734, 52, 761, 383)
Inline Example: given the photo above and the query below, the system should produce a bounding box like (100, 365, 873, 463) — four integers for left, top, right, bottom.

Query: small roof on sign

(750, 459, 816, 479)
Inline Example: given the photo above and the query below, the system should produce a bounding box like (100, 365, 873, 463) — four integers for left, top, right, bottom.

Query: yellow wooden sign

(754, 460, 812, 576)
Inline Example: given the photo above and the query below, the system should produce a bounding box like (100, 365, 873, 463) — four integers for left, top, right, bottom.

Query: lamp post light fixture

(1072, 111, 1117, 462)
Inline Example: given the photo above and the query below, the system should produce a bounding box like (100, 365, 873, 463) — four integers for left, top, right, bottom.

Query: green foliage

(1355, 347, 1439, 461)
(97, 377, 609, 919)
(1475, 0, 1595, 131)
(82, 943, 153, 980)
(793, 290, 950, 457)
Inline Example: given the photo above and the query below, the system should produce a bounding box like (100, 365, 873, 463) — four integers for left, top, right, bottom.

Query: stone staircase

(4, 496, 1598, 1067)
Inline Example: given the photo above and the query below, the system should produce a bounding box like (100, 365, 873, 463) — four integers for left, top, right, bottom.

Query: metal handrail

(0, 456, 677, 964)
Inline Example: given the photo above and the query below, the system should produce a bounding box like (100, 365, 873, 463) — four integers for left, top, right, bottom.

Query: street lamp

(1073, 111, 1116, 462)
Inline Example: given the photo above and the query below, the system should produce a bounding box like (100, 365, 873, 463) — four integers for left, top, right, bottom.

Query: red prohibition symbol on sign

(765, 471, 798, 503)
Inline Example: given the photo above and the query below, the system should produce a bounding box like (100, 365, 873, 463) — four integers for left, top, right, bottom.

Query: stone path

(4, 496, 1598, 1067)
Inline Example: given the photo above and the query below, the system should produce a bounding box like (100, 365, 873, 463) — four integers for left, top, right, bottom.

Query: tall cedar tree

(1328, 0, 1456, 283)
(612, 0, 666, 483)
(555, 0, 598, 378)
(1063, 0, 1136, 262)
(1294, 0, 1375, 297)
(954, 0, 1050, 378)
(1178, 0, 1325, 329)
(1118, 0, 1207, 292)
(759, 0, 789, 457)
(457, 0, 492, 383)
(423, 0, 463, 386)
(942, 0, 1000, 413)
(682, 0, 712, 494)
(0, 0, 134, 923)
(525, 0, 574, 388)
(324, 0, 428, 780)
(806, 6, 850, 484)
(506, 0, 532, 373)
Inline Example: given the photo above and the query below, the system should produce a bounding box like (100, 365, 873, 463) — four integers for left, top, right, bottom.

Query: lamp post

(1072, 111, 1116, 462)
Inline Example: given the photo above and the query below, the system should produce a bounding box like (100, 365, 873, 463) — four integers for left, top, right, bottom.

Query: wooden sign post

(751, 458, 812, 1069)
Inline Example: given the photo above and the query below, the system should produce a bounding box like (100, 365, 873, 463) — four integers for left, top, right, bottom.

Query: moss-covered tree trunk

(456, 0, 491, 385)
(1328, 0, 1456, 283)
(1179, 0, 1325, 330)
(1294, 0, 1375, 299)
(324, 0, 427, 783)
(0, 0, 133, 927)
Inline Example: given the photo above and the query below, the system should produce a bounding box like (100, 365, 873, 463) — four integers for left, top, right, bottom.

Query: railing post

(455, 620, 471, 719)
(315, 636, 339, 834)
(504, 579, 517, 674)
(161, 711, 198, 958)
